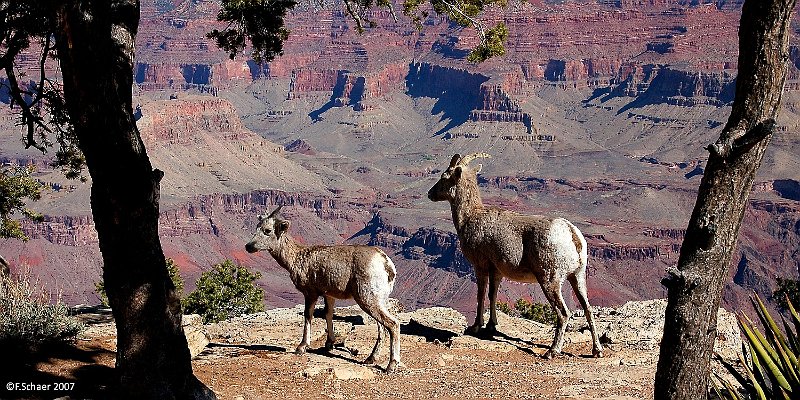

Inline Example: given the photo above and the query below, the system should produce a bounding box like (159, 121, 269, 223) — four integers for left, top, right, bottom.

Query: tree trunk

(52, 1, 215, 398)
(654, 0, 796, 398)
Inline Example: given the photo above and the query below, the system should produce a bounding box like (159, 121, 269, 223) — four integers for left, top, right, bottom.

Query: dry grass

(0, 271, 83, 348)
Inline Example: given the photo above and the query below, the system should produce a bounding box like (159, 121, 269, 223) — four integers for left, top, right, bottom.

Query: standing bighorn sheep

(428, 153, 604, 358)
(245, 206, 401, 372)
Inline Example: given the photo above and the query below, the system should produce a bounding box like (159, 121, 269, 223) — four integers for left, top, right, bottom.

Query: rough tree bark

(51, 1, 215, 398)
(654, 0, 796, 398)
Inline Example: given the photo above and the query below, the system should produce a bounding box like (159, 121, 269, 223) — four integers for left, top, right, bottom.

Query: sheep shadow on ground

(311, 308, 365, 326)
(400, 319, 460, 343)
(467, 328, 579, 358)
(206, 342, 287, 353)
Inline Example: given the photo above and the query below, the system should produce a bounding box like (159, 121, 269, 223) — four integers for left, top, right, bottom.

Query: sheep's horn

(267, 205, 283, 218)
(448, 154, 461, 168)
(458, 152, 491, 167)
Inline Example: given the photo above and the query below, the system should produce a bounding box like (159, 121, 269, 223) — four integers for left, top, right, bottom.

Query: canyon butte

(0, 0, 798, 319)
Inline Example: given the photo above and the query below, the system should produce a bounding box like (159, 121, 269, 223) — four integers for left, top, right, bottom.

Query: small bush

(183, 260, 264, 323)
(0, 272, 83, 348)
(497, 298, 557, 325)
(0, 166, 44, 240)
(773, 277, 800, 312)
(95, 258, 185, 308)
(497, 301, 513, 315)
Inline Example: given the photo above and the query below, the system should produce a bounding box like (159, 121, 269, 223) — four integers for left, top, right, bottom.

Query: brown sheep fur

(246, 206, 401, 372)
(428, 153, 603, 358)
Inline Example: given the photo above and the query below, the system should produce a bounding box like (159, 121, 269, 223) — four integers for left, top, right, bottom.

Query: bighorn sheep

(245, 206, 401, 372)
(427, 153, 604, 358)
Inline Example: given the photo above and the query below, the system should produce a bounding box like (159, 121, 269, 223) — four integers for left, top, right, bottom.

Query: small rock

(332, 365, 375, 380)
(182, 314, 210, 359)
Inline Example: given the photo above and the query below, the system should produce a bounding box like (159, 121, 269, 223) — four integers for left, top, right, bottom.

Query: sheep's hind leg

(568, 272, 604, 358)
(358, 298, 401, 372)
(324, 296, 336, 351)
(362, 318, 383, 365)
(540, 280, 571, 359)
(296, 294, 318, 354)
(466, 271, 489, 335)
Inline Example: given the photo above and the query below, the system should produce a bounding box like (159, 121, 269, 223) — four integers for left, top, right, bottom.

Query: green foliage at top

(714, 294, 800, 399)
(0, 167, 44, 240)
(0, 1, 85, 180)
(0, 272, 84, 348)
(95, 258, 185, 308)
(467, 23, 508, 62)
(209, 0, 297, 63)
(183, 260, 265, 323)
(215, 0, 510, 63)
(497, 298, 557, 325)
(774, 277, 800, 313)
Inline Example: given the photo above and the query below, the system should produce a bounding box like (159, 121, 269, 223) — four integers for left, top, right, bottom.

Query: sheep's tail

(378, 249, 397, 284)
(566, 220, 588, 269)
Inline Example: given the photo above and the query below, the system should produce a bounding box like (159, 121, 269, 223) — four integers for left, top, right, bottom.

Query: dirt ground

(13, 334, 658, 400)
(193, 338, 656, 400)
(6, 307, 660, 400)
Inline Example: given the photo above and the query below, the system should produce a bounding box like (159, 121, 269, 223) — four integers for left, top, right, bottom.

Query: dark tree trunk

(52, 1, 215, 398)
(654, 0, 796, 398)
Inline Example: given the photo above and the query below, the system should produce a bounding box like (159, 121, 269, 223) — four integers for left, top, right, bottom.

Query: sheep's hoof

(385, 360, 399, 373)
(543, 349, 560, 359)
(483, 324, 498, 336)
(324, 341, 335, 352)
(295, 344, 308, 354)
(464, 324, 482, 336)
(593, 348, 605, 358)
(362, 355, 377, 365)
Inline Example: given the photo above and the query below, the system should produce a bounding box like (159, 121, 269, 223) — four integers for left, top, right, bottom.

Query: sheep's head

(245, 206, 291, 253)
(427, 153, 491, 202)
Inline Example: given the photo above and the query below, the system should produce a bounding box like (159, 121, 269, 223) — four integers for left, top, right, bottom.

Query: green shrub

(0, 272, 83, 348)
(497, 301, 513, 315)
(0, 166, 44, 240)
(773, 277, 800, 312)
(183, 260, 264, 323)
(497, 298, 557, 325)
(95, 258, 184, 308)
(715, 294, 800, 399)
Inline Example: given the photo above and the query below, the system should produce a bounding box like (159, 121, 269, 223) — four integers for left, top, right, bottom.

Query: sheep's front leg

(486, 270, 502, 334)
(466, 271, 489, 335)
(324, 296, 336, 351)
(296, 294, 318, 354)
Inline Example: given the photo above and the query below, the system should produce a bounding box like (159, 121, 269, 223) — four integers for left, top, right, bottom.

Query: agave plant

(714, 294, 800, 399)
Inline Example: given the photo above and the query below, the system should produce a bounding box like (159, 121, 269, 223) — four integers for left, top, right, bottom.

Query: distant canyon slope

(0, 0, 798, 317)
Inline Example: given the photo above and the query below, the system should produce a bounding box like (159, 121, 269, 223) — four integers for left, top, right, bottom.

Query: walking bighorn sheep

(245, 206, 401, 372)
(428, 153, 604, 358)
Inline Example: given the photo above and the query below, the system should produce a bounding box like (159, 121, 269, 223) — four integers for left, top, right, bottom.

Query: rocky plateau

(12, 299, 742, 399)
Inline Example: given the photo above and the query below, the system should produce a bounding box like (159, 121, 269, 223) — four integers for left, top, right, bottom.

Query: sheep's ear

(276, 220, 290, 237)
(268, 205, 283, 218)
(452, 166, 462, 180)
(449, 154, 461, 168)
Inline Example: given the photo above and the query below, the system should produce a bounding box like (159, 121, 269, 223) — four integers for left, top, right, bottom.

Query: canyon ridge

(0, 0, 798, 319)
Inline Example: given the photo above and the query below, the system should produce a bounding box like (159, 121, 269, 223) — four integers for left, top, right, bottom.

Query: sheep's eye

(263, 228, 272, 234)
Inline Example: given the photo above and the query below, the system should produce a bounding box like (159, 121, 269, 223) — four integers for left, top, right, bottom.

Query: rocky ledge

(71, 299, 741, 399)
